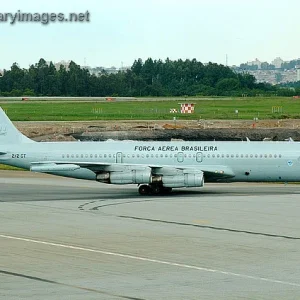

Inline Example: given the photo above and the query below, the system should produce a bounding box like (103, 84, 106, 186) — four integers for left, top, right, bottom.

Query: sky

(0, 0, 299, 70)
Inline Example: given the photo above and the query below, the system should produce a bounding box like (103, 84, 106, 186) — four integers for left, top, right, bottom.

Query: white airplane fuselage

(1, 140, 300, 183)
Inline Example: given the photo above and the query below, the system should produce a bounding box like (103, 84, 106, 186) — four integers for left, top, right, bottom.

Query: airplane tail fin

(0, 107, 34, 144)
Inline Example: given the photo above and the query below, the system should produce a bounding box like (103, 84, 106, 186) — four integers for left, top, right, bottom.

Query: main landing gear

(138, 184, 172, 196)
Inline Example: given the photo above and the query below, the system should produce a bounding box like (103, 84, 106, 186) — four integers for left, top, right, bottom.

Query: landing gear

(138, 184, 172, 196)
(150, 185, 161, 195)
(138, 184, 151, 195)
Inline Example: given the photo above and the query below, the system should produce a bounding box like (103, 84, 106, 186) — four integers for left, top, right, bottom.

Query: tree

(0, 57, 280, 97)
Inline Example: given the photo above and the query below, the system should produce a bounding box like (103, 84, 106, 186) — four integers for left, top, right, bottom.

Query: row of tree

(0, 58, 299, 97)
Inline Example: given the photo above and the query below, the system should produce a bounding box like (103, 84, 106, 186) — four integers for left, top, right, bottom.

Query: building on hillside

(271, 57, 283, 69)
(296, 66, 300, 81)
(54, 60, 71, 70)
(247, 58, 262, 69)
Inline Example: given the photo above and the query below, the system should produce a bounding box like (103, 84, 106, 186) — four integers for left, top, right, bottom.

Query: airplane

(0, 107, 299, 195)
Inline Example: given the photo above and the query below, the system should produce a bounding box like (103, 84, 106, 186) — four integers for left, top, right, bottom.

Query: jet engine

(96, 169, 152, 185)
(162, 172, 204, 188)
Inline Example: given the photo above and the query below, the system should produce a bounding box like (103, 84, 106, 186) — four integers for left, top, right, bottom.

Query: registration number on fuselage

(11, 153, 26, 159)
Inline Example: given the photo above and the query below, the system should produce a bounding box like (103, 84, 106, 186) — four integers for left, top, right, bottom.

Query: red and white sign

(180, 103, 195, 114)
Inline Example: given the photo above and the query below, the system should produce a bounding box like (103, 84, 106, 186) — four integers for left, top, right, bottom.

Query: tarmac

(0, 170, 300, 300)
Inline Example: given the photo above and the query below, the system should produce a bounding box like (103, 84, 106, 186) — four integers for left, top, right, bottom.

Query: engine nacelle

(31, 163, 80, 172)
(97, 169, 152, 185)
(162, 172, 204, 188)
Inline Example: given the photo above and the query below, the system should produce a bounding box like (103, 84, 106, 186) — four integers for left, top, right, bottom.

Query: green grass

(0, 164, 25, 170)
(0, 97, 299, 120)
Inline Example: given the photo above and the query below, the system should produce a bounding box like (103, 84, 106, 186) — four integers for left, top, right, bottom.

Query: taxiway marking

(1, 233, 300, 288)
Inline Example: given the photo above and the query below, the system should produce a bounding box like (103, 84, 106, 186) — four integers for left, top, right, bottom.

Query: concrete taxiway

(0, 170, 300, 300)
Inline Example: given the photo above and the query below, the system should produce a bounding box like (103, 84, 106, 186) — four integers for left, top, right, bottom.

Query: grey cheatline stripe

(0, 234, 299, 288)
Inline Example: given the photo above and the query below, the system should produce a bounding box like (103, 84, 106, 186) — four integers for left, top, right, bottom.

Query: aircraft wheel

(150, 185, 162, 195)
(138, 184, 151, 195)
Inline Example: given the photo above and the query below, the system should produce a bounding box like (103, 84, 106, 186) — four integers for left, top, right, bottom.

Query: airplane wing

(30, 161, 235, 181)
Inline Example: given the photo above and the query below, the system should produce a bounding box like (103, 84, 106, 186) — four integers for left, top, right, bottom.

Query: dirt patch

(14, 119, 300, 142)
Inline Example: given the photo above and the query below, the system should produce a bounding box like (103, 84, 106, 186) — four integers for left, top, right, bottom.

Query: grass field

(0, 164, 24, 171)
(0, 97, 299, 120)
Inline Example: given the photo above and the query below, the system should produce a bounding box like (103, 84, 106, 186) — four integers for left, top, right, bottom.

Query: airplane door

(196, 152, 203, 163)
(116, 152, 123, 163)
(177, 152, 184, 163)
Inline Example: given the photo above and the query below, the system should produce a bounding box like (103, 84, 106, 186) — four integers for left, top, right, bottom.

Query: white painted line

(1, 233, 299, 288)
